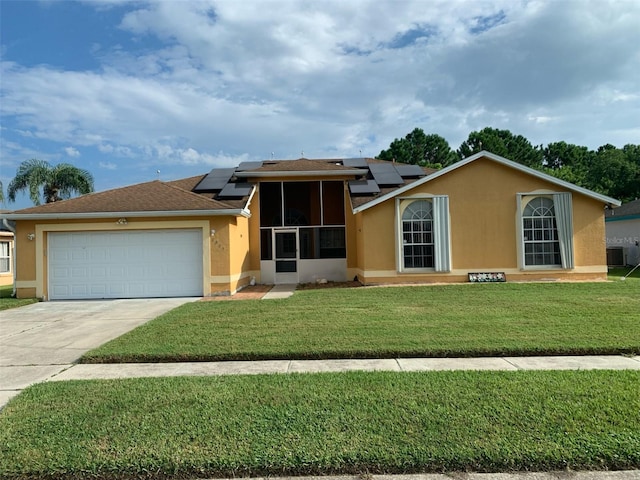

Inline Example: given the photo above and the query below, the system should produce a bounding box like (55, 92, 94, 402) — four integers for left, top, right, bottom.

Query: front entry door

(274, 230, 298, 284)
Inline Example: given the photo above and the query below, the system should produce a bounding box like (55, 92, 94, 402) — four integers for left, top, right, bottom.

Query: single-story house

(3, 151, 620, 300)
(0, 218, 15, 287)
(605, 198, 640, 267)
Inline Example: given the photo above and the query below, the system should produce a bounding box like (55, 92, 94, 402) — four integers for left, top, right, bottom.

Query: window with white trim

(522, 197, 560, 266)
(520, 193, 574, 269)
(0, 241, 10, 273)
(398, 196, 451, 272)
(402, 200, 434, 268)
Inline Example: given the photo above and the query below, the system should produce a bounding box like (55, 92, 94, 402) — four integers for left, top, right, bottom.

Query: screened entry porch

(258, 181, 348, 284)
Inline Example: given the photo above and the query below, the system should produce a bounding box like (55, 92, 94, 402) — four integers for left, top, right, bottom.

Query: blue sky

(2, 0, 639, 210)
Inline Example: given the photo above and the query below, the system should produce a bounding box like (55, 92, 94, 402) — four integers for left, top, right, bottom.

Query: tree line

(377, 127, 640, 203)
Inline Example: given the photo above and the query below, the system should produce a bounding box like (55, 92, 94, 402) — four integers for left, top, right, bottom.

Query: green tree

(378, 128, 457, 167)
(541, 141, 593, 187)
(586, 145, 638, 202)
(7, 159, 94, 206)
(622, 144, 640, 200)
(542, 141, 593, 170)
(457, 127, 543, 169)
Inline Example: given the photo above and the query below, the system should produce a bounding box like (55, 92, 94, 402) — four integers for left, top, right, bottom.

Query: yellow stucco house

(0, 224, 14, 287)
(3, 151, 620, 300)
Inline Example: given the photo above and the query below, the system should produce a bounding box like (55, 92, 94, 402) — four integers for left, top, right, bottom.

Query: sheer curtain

(0, 242, 9, 273)
(432, 196, 451, 272)
(553, 193, 574, 269)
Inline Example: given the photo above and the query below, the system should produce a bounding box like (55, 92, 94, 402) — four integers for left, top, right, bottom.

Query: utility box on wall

(606, 247, 625, 267)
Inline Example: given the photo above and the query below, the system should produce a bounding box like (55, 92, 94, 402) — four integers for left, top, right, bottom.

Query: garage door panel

(50, 248, 69, 262)
(90, 267, 107, 278)
(51, 284, 69, 297)
(90, 249, 106, 261)
(51, 266, 70, 279)
(90, 285, 107, 296)
(108, 284, 125, 297)
(48, 229, 203, 300)
(71, 250, 87, 261)
(71, 267, 88, 277)
(70, 284, 88, 297)
(71, 233, 89, 246)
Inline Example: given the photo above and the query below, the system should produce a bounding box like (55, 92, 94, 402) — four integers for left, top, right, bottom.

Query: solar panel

(343, 158, 369, 168)
(395, 164, 426, 178)
(193, 168, 236, 192)
(348, 179, 381, 195)
(218, 182, 254, 198)
(236, 161, 263, 171)
(369, 163, 403, 186)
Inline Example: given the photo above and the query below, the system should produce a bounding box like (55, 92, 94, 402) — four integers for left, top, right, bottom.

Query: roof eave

(352, 150, 621, 214)
(2, 209, 248, 221)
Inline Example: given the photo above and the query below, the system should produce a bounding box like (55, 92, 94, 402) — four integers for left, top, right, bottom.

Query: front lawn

(83, 281, 640, 363)
(1, 370, 639, 479)
(0, 285, 37, 311)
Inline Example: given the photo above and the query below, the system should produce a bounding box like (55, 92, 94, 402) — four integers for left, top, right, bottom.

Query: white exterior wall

(260, 259, 347, 284)
(606, 218, 640, 266)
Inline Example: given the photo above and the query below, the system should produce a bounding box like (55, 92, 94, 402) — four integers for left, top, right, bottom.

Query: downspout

(2, 218, 17, 297)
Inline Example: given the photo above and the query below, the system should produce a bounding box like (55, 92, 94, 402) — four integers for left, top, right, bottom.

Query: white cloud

(1, 0, 639, 182)
(99, 161, 117, 170)
(98, 144, 114, 153)
(155, 145, 249, 167)
(64, 146, 80, 157)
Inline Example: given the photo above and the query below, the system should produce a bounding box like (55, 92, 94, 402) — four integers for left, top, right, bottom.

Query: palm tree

(7, 159, 94, 205)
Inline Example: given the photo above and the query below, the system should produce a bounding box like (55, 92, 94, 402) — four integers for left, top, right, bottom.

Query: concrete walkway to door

(0, 297, 198, 408)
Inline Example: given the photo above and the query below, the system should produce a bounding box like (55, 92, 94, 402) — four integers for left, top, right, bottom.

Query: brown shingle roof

(249, 158, 357, 172)
(165, 175, 252, 209)
(11, 180, 242, 215)
(349, 169, 438, 209)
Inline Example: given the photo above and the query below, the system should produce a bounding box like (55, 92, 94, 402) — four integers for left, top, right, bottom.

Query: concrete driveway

(0, 297, 197, 408)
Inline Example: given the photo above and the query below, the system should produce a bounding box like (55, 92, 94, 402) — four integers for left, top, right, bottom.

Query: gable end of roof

(352, 151, 621, 213)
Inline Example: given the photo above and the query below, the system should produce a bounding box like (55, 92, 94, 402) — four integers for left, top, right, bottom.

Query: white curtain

(553, 193, 574, 269)
(432, 196, 451, 272)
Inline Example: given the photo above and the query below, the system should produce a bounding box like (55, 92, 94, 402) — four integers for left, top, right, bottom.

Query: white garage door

(48, 230, 203, 300)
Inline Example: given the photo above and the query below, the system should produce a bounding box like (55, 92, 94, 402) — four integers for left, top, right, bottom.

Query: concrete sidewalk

(49, 355, 640, 382)
(261, 283, 296, 299)
(215, 472, 640, 480)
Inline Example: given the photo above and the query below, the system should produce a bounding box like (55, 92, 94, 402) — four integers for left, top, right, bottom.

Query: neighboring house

(0, 219, 15, 287)
(605, 198, 640, 267)
(2, 151, 620, 300)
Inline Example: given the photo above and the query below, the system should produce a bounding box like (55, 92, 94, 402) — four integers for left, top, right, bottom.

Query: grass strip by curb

(82, 281, 640, 364)
(1, 370, 639, 479)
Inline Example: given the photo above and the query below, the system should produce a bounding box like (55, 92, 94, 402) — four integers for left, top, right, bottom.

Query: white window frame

(401, 199, 435, 269)
(0, 240, 11, 274)
(517, 193, 574, 270)
(396, 195, 451, 273)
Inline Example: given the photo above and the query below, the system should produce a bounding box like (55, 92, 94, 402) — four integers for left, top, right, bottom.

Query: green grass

(0, 285, 37, 311)
(83, 281, 640, 363)
(1, 370, 638, 479)
(609, 265, 640, 279)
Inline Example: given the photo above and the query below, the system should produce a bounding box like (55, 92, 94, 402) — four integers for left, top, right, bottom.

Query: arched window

(402, 200, 434, 268)
(522, 197, 561, 266)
